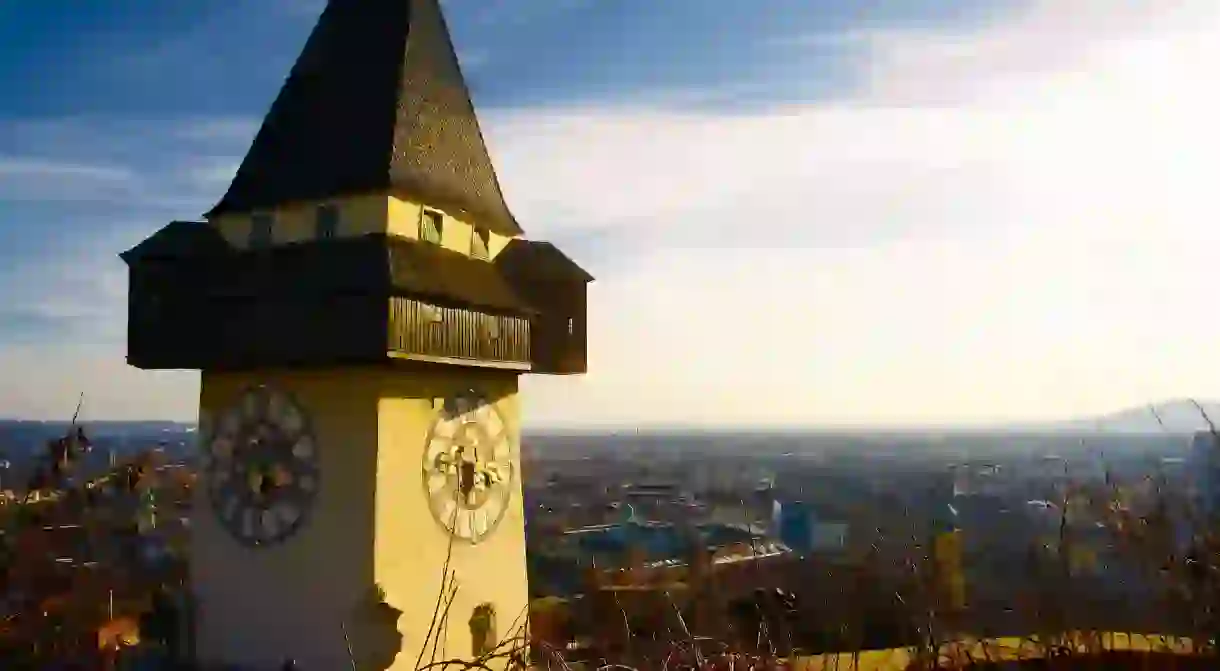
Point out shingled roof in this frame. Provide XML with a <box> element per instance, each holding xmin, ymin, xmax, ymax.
<box><xmin>119</xmin><ymin>221</ymin><xmax>232</xmax><ymax>264</ymax></box>
<box><xmin>495</xmin><ymin>239</ymin><xmax>594</xmax><ymax>283</ymax></box>
<box><xmin>206</xmin><ymin>0</ymin><xmax>523</xmax><ymax>237</ymax></box>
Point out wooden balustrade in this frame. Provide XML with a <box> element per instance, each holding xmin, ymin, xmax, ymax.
<box><xmin>388</xmin><ymin>297</ymin><xmax>531</xmax><ymax>369</ymax></box>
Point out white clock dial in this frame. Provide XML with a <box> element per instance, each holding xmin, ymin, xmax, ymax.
<box><xmin>205</xmin><ymin>384</ymin><xmax>320</xmax><ymax>548</ymax></box>
<box><xmin>422</xmin><ymin>392</ymin><xmax>515</xmax><ymax>544</ymax></box>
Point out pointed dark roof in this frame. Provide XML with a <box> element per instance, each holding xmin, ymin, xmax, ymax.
<box><xmin>207</xmin><ymin>0</ymin><xmax>523</xmax><ymax>236</ymax></box>
<box><xmin>120</xmin><ymin>221</ymin><xmax>232</xmax><ymax>264</ymax></box>
<box><xmin>495</xmin><ymin>239</ymin><xmax>594</xmax><ymax>283</ymax></box>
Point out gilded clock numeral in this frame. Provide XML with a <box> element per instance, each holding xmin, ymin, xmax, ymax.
<box><xmin>261</xmin><ymin>509</ymin><xmax>280</xmax><ymax>538</ymax></box>
<box><xmin>242</xmin><ymin>508</ymin><xmax>256</xmax><ymax>539</ymax></box>
<box><xmin>275</xmin><ymin>501</ymin><xmax>301</xmax><ymax>527</ymax></box>
<box><xmin>241</xmin><ymin>392</ymin><xmax>260</xmax><ymax>421</ymax></box>
<box><xmin>292</xmin><ymin>436</ymin><xmax>315</xmax><ymax>460</ymax></box>
<box><xmin>472</xmin><ymin>508</ymin><xmax>489</xmax><ymax>540</ymax></box>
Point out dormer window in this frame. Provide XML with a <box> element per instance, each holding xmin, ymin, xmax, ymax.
<box><xmin>316</xmin><ymin>204</ymin><xmax>339</xmax><ymax>240</ymax></box>
<box><xmin>470</xmin><ymin>227</ymin><xmax>490</xmax><ymax>259</ymax></box>
<box><xmin>250</xmin><ymin>212</ymin><xmax>274</xmax><ymax>248</ymax></box>
<box><xmin>420</xmin><ymin>210</ymin><xmax>444</xmax><ymax>245</ymax></box>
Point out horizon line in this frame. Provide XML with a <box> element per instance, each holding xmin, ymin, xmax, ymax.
<box><xmin>0</xmin><ymin>417</ymin><xmax>1208</xmax><ymax>437</ymax></box>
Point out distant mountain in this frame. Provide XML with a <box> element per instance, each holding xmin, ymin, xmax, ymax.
<box><xmin>1053</xmin><ymin>400</ymin><xmax>1220</xmax><ymax>435</ymax></box>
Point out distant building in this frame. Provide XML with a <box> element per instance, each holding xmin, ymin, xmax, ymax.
<box><xmin>560</xmin><ymin>517</ymin><xmax>786</xmax><ymax>576</ymax></box>
<box><xmin>773</xmin><ymin>500</ymin><xmax>813</xmax><ymax>555</ymax></box>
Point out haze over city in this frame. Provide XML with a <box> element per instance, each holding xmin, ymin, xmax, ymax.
<box><xmin>2</xmin><ymin>0</ymin><xmax>1218</xmax><ymax>428</ymax></box>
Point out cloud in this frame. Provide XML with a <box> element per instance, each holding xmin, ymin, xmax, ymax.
<box><xmin>5</xmin><ymin>0</ymin><xmax>1220</xmax><ymax>427</ymax></box>
<box><xmin>0</xmin><ymin>119</ymin><xmax>239</xmax><ymax>421</ymax></box>
<box><xmin>0</xmin><ymin>118</ymin><xmax>254</xmax><ymax>210</ymax></box>
<box><xmin>0</xmin><ymin>233</ymin><xmax>199</xmax><ymax>422</ymax></box>
<box><xmin>505</xmin><ymin>0</ymin><xmax>1220</xmax><ymax>427</ymax></box>
<box><xmin>173</xmin><ymin>118</ymin><xmax>259</xmax><ymax>145</ymax></box>
<box><xmin>0</xmin><ymin>157</ymin><xmax>138</xmax><ymax>203</ymax></box>
<box><xmin>860</xmin><ymin>0</ymin><xmax>1220</xmax><ymax>107</ymax></box>
<box><xmin>456</xmin><ymin>48</ymin><xmax>490</xmax><ymax>71</ymax></box>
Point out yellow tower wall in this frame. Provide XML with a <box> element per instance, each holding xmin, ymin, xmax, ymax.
<box><xmin>209</xmin><ymin>194</ymin><xmax>515</xmax><ymax>259</ymax></box>
<box><xmin>375</xmin><ymin>367</ymin><xmax>527</xmax><ymax>670</ymax></box>
<box><xmin>193</xmin><ymin>365</ymin><xmax>527</xmax><ymax>670</ymax></box>
<box><xmin>210</xmin><ymin>194</ymin><xmax>388</xmax><ymax>248</ymax></box>
<box><xmin>194</xmin><ymin>368</ymin><xmax>381</xmax><ymax>668</ymax></box>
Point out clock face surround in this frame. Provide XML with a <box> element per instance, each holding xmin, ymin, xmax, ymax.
<box><xmin>203</xmin><ymin>384</ymin><xmax>320</xmax><ymax>548</ymax></box>
<box><xmin>422</xmin><ymin>392</ymin><xmax>515</xmax><ymax>545</ymax></box>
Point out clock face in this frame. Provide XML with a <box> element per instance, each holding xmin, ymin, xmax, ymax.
<box><xmin>202</xmin><ymin>385</ymin><xmax>320</xmax><ymax>547</ymax></box>
<box><xmin>422</xmin><ymin>393</ymin><xmax>515</xmax><ymax>544</ymax></box>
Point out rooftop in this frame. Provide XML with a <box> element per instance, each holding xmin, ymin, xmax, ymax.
<box><xmin>208</xmin><ymin>0</ymin><xmax>522</xmax><ymax>236</ymax></box>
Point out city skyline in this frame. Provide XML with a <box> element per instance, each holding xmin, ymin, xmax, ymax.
<box><xmin>1</xmin><ymin>0</ymin><xmax>1218</xmax><ymax>427</ymax></box>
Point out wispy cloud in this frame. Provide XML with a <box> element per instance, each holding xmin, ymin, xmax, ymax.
<box><xmin>173</xmin><ymin>118</ymin><xmax>258</xmax><ymax>145</ymax></box>
<box><xmin>510</xmin><ymin>0</ymin><xmax>1220</xmax><ymax>428</ymax></box>
<box><xmin>456</xmin><ymin>48</ymin><xmax>490</xmax><ymax>71</ymax></box>
<box><xmin>764</xmin><ymin>29</ymin><xmax>879</xmax><ymax>50</ymax></box>
<box><xmin>5</xmin><ymin>0</ymin><xmax>1220</xmax><ymax>426</ymax></box>
<box><xmin>0</xmin><ymin>157</ymin><xmax>137</xmax><ymax>202</ymax></box>
<box><xmin>0</xmin><ymin>117</ymin><xmax>244</xmax><ymax>358</ymax></box>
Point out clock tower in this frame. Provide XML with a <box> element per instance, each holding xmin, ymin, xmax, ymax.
<box><xmin>120</xmin><ymin>0</ymin><xmax>592</xmax><ymax>669</ymax></box>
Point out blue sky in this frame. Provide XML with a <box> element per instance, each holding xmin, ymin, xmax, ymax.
<box><xmin>0</xmin><ymin>0</ymin><xmax>1018</xmax><ymax>116</ymax></box>
<box><xmin>0</xmin><ymin>0</ymin><xmax>1017</xmax><ymax>343</ymax></box>
<box><xmin>2</xmin><ymin>0</ymin><xmax>1218</xmax><ymax>426</ymax></box>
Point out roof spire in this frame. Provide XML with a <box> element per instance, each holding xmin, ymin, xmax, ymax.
<box><xmin>207</xmin><ymin>0</ymin><xmax>522</xmax><ymax>236</ymax></box>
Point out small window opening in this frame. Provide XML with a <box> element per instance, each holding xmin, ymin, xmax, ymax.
<box><xmin>420</xmin><ymin>210</ymin><xmax>444</xmax><ymax>244</ymax></box>
<box><xmin>470</xmin><ymin>227</ymin><xmax>490</xmax><ymax>259</ymax></box>
<box><xmin>316</xmin><ymin>204</ymin><xmax>339</xmax><ymax>239</ymax></box>
<box><xmin>250</xmin><ymin>213</ymin><xmax>274</xmax><ymax>248</ymax></box>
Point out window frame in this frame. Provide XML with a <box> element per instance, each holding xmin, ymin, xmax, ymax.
<box><xmin>249</xmin><ymin>212</ymin><xmax>274</xmax><ymax>248</ymax></box>
<box><xmin>420</xmin><ymin>209</ymin><xmax>444</xmax><ymax>245</ymax></box>
<box><xmin>470</xmin><ymin>226</ymin><xmax>490</xmax><ymax>259</ymax></box>
<box><xmin>315</xmin><ymin>203</ymin><xmax>340</xmax><ymax>240</ymax></box>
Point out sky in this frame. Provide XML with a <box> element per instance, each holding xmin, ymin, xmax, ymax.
<box><xmin>1</xmin><ymin>0</ymin><xmax>1218</xmax><ymax>429</ymax></box>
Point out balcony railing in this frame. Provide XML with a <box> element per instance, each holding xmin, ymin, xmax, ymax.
<box><xmin>388</xmin><ymin>296</ymin><xmax>531</xmax><ymax>369</ymax></box>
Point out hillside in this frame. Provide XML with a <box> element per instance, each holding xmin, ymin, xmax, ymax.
<box><xmin>1059</xmin><ymin>399</ymin><xmax>1220</xmax><ymax>435</ymax></box>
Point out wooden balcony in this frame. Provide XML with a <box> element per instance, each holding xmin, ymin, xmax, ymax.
<box><xmin>127</xmin><ymin>293</ymin><xmax>530</xmax><ymax>372</ymax></box>
<box><xmin>388</xmin><ymin>297</ymin><xmax>531</xmax><ymax>370</ymax></box>
<box><xmin>123</xmin><ymin>226</ymin><xmax>541</xmax><ymax>372</ymax></box>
